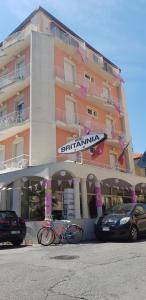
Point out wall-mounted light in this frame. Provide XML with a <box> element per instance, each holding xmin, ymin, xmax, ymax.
<box><xmin>60</xmin><ymin>170</ymin><xmax>66</xmax><ymax>177</ymax></box>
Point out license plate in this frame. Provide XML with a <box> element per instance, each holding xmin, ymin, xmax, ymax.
<box><xmin>102</xmin><ymin>227</ymin><xmax>110</xmax><ymax>231</ymax></box>
<box><xmin>11</xmin><ymin>230</ymin><xmax>20</xmax><ymax>234</ymax></box>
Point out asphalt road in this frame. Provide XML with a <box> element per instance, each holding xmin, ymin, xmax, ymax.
<box><xmin>0</xmin><ymin>240</ymin><xmax>146</xmax><ymax>300</ymax></box>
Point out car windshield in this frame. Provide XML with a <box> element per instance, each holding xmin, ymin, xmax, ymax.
<box><xmin>0</xmin><ymin>211</ymin><xmax>16</xmax><ymax>219</ymax></box>
<box><xmin>106</xmin><ymin>203</ymin><xmax>135</xmax><ymax>215</ymax></box>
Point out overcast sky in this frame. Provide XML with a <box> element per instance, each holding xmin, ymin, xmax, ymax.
<box><xmin>0</xmin><ymin>0</ymin><xmax>146</xmax><ymax>154</ymax></box>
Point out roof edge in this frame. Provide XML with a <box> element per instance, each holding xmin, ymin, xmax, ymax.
<box><xmin>1</xmin><ymin>6</ymin><xmax>120</xmax><ymax>70</ymax></box>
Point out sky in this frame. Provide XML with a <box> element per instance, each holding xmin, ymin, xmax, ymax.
<box><xmin>0</xmin><ymin>0</ymin><xmax>145</xmax><ymax>154</ymax></box>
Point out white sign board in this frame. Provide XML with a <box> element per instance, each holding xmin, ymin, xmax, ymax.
<box><xmin>58</xmin><ymin>133</ymin><xmax>107</xmax><ymax>154</ymax></box>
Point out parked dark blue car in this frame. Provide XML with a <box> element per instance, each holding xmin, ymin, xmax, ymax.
<box><xmin>95</xmin><ymin>203</ymin><xmax>146</xmax><ymax>242</ymax></box>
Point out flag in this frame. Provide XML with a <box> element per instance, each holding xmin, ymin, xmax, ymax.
<box><xmin>84</xmin><ymin>126</ymin><xmax>91</xmax><ymax>135</ymax></box>
<box><xmin>118</xmin><ymin>141</ymin><xmax>130</xmax><ymax>165</ymax></box>
<box><xmin>91</xmin><ymin>141</ymin><xmax>105</xmax><ymax>159</ymax></box>
<box><xmin>137</xmin><ymin>151</ymin><xmax>146</xmax><ymax>168</ymax></box>
<box><xmin>118</xmin><ymin>135</ymin><xmax>125</xmax><ymax>149</ymax></box>
<box><xmin>115</xmin><ymin>73</ymin><xmax>125</xmax><ymax>84</ymax></box>
<box><xmin>80</xmin><ymin>84</ymin><xmax>88</xmax><ymax>98</ymax></box>
<box><xmin>114</xmin><ymin>102</ymin><xmax>122</xmax><ymax>114</ymax></box>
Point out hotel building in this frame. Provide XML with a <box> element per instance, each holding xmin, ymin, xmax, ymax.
<box><xmin>0</xmin><ymin>7</ymin><xmax>146</xmax><ymax>238</ymax></box>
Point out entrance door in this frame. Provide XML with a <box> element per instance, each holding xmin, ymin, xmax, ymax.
<box><xmin>106</xmin><ymin>118</ymin><xmax>113</xmax><ymax>139</ymax></box>
<box><xmin>16</xmin><ymin>60</ymin><xmax>25</xmax><ymax>79</ymax></box>
<box><xmin>65</xmin><ymin>99</ymin><xmax>76</xmax><ymax>124</ymax></box>
<box><xmin>64</xmin><ymin>61</ymin><xmax>75</xmax><ymax>83</ymax></box>
<box><xmin>14</xmin><ymin>140</ymin><xmax>23</xmax><ymax>163</ymax></box>
<box><xmin>16</xmin><ymin>100</ymin><xmax>25</xmax><ymax>122</ymax></box>
<box><xmin>110</xmin><ymin>153</ymin><xmax>117</xmax><ymax>169</ymax></box>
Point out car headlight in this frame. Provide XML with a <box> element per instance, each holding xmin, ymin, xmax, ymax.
<box><xmin>120</xmin><ymin>217</ymin><xmax>130</xmax><ymax>225</ymax></box>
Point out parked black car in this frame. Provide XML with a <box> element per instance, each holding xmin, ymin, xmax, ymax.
<box><xmin>95</xmin><ymin>203</ymin><xmax>146</xmax><ymax>242</ymax></box>
<box><xmin>0</xmin><ymin>211</ymin><xmax>26</xmax><ymax>246</ymax></box>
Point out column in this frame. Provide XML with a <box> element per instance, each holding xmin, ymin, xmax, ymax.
<box><xmin>73</xmin><ymin>178</ymin><xmax>81</xmax><ymax>219</ymax></box>
<box><xmin>131</xmin><ymin>186</ymin><xmax>137</xmax><ymax>203</ymax></box>
<box><xmin>45</xmin><ymin>179</ymin><xmax>52</xmax><ymax>220</ymax></box>
<box><xmin>95</xmin><ymin>181</ymin><xmax>103</xmax><ymax>217</ymax></box>
<box><xmin>13</xmin><ymin>180</ymin><xmax>22</xmax><ymax>216</ymax></box>
<box><xmin>81</xmin><ymin>178</ymin><xmax>89</xmax><ymax>218</ymax></box>
<box><xmin>0</xmin><ymin>188</ymin><xmax>6</xmax><ymax>210</ymax></box>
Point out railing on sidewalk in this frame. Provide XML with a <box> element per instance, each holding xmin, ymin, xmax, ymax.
<box><xmin>0</xmin><ymin>107</ymin><xmax>30</xmax><ymax>131</ymax></box>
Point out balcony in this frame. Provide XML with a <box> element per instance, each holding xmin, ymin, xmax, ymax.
<box><xmin>51</xmin><ymin>25</ymin><xmax>83</xmax><ymax>56</ymax></box>
<box><xmin>55</xmin><ymin>108</ymin><xmax>126</xmax><ymax>144</ymax></box>
<box><xmin>0</xmin><ymin>64</ymin><xmax>30</xmax><ymax>102</ymax></box>
<box><xmin>56</xmin><ymin>108</ymin><xmax>80</xmax><ymax>133</ymax></box>
<box><xmin>0</xmin><ymin>24</ymin><xmax>37</xmax><ymax>68</ymax></box>
<box><xmin>55</xmin><ymin>66</ymin><xmax>81</xmax><ymax>94</ymax></box>
<box><xmin>0</xmin><ymin>107</ymin><xmax>30</xmax><ymax>141</ymax></box>
<box><xmin>86</xmin><ymin>84</ymin><xmax>115</xmax><ymax>112</ymax></box>
<box><xmin>56</xmin><ymin>154</ymin><xmax>130</xmax><ymax>174</ymax></box>
<box><xmin>0</xmin><ymin>154</ymin><xmax>29</xmax><ymax>174</ymax></box>
<box><xmin>50</xmin><ymin>23</ymin><xmax>122</xmax><ymax>83</ymax></box>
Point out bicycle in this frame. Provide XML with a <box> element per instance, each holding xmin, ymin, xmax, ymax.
<box><xmin>37</xmin><ymin>218</ymin><xmax>83</xmax><ymax>246</ymax></box>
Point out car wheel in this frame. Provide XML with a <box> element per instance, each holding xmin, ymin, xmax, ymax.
<box><xmin>129</xmin><ymin>226</ymin><xmax>138</xmax><ymax>242</ymax></box>
<box><xmin>11</xmin><ymin>239</ymin><xmax>23</xmax><ymax>247</ymax></box>
<box><xmin>95</xmin><ymin>234</ymin><xmax>106</xmax><ymax>242</ymax></box>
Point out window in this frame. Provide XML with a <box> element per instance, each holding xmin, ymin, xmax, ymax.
<box><xmin>134</xmin><ymin>206</ymin><xmax>145</xmax><ymax>215</ymax></box>
<box><xmin>64</xmin><ymin>60</ymin><xmax>75</xmax><ymax>83</ymax></box>
<box><xmin>110</xmin><ymin>153</ymin><xmax>117</xmax><ymax>169</ymax></box>
<box><xmin>103</xmin><ymin>62</ymin><xmax>113</xmax><ymax>74</ymax></box>
<box><xmin>21</xmin><ymin>179</ymin><xmax>44</xmax><ymax>221</ymax></box>
<box><xmin>85</xmin><ymin>73</ymin><xmax>94</xmax><ymax>83</ymax></box>
<box><xmin>92</xmin><ymin>54</ymin><xmax>99</xmax><ymax>64</ymax></box>
<box><xmin>106</xmin><ymin>118</ymin><xmax>114</xmax><ymax>138</ymax></box>
<box><xmin>65</xmin><ymin>99</ymin><xmax>76</xmax><ymax>124</ymax></box>
<box><xmin>103</xmin><ymin>86</ymin><xmax>110</xmax><ymax>99</ymax></box>
<box><xmin>13</xmin><ymin>139</ymin><xmax>24</xmax><ymax>165</ymax></box>
<box><xmin>87</xmin><ymin>108</ymin><xmax>97</xmax><ymax>117</ymax></box>
<box><xmin>15</xmin><ymin>60</ymin><xmax>25</xmax><ymax>79</ymax></box>
<box><xmin>16</xmin><ymin>98</ymin><xmax>25</xmax><ymax>122</ymax></box>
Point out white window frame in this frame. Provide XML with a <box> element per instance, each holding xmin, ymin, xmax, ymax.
<box><xmin>64</xmin><ymin>58</ymin><xmax>76</xmax><ymax>83</ymax></box>
<box><xmin>87</xmin><ymin>107</ymin><xmax>98</xmax><ymax>118</ymax></box>
<box><xmin>84</xmin><ymin>73</ymin><xmax>94</xmax><ymax>83</ymax></box>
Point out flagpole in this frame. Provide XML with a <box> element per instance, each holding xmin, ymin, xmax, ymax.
<box><xmin>78</xmin><ymin>123</ymin><xmax>83</xmax><ymax>164</ymax></box>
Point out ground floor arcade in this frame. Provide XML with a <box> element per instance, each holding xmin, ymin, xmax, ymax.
<box><xmin>0</xmin><ymin>162</ymin><xmax>146</xmax><ymax>240</ymax></box>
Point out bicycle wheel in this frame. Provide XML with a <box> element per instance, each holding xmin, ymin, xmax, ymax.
<box><xmin>66</xmin><ymin>224</ymin><xmax>83</xmax><ymax>244</ymax></box>
<box><xmin>37</xmin><ymin>227</ymin><xmax>46</xmax><ymax>244</ymax></box>
<box><xmin>40</xmin><ymin>228</ymin><xmax>55</xmax><ymax>246</ymax></box>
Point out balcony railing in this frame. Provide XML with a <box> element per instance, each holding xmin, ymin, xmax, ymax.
<box><xmin>0</xmin><ymin>107</ymin><xmax>30</xmax><ymax>131</ymax></box>
<box><xmin>55</xmin><ymin>107</ymin><xmax>126</xmax><ymax>140</ymax></box>
<box><xmin>51</xmin><ymin>24</ymin><xmax>81</xmax><ymax>49</ymax></box>
<box><xmin>0</xmin><ymin>154</ymin><xmax>29</xmax><ymax>173</ymax></box>
<box><xmin>3</xmin><ymin>31</ymin><xmax>25</xmax><ymax>49</ymax></box>
<box><xmin>56</xmin><ymin>155</ymin><xmax>131</xmax><ymax>174</ymax></box>
<box><xmin>2</xmin><ymin>24</ymin><xmax>38</xmax><ymax>49</ymax></box>
<box><xmin>0</xmin><ymin>64</ymin><xmax>30</xmax><ymax>90</ymax></box>
<box><xmin>51</xmin><ymin>24</ymin><xmax>122</xmax><ymax>81</ymax></box>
